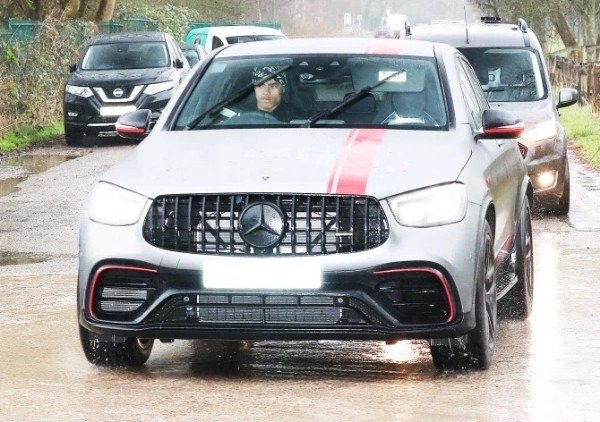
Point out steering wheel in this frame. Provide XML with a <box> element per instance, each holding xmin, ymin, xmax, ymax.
<box><xmin>219</xmin><ymin>110</ymin><xmax>281</xmax><ymax>125</ymax></box>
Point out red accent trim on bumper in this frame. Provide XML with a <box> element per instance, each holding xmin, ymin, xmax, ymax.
<box><xmin>88</xmin><ymin>265</ymin><xmax>158</xmax><ymax>318</ymax></box>
<box><xmin>494</xmin><ymin>230</ymin><xmax>516</xmax><ymax>266</ymax></box>
<box><xmin>373</xmin><ymin>267</ymin><xmax>457</xmax><ymax>323</ymax></box>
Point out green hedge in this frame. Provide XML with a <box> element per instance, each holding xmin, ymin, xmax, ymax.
<box><xmin>0</xmin><ymin>4</ymin><xmax>249</xmax><ymax>146</ymax></box>
<box><xmin>560</xmin><ymin>105</ymin><xmax>600</xmax><ymax>169</ymax></box>
<box><xmin>0</xmin><ymin>21</ymin><xmax>96</xmax><ymax>128</ymax></box>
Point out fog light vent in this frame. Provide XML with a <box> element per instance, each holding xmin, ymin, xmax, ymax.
<box><xmin>100</xmin><ymin>300</ymin><xmax>143</xmax><ymax>312</ymax></box>
<box><xmin>102</xmin><ymin>287</ymin><xmax>148</xmax><ymax>300</ymax></box>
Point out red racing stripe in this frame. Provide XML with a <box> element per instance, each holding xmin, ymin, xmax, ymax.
<box><xmin>326</xmin><ymin>128</ymin><xmax>386</xmax><ymax>194</ymax></box>
<box><xmin>326</xmin><ymin>39</ymin><xmax>402</xmax><ymax>195</ymax></box>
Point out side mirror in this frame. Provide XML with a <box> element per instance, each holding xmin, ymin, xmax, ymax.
<box><xmin>480</xmin><ymin>109</ymin><xmax>524</xmax><ymax>139</ymax></box>
<box><xmin>115</xmin><ymin>109</ymin><xmax>151</xmax><ymax>140</ymax></box>
<box><xmin>175</xmin><ymin>58</ymin><xmax>185</xmax><ymax>69</ymax></box>
<box><xmin>69</xmin><ymin>64</ymin><xmax>77</xmax><ymax>73</ymax></box>
<box><xmin>557</xmin><ymin>88</ymin><xmax>578</xmax><ymax>109</ymax></box>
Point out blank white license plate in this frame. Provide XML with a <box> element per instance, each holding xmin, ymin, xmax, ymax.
<box><xmin>203</xmin><ymin>258</ymin><xmax>322</xmax><ymax>290</ymax></box>
<box><xmin>100</xmin><ymin>105</ymin><xmax>136</xmax><ymax>117</ymax></box>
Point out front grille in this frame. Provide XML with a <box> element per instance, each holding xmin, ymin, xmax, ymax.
<box><xmin>159</xmin><ymin>294</ymin><xmax>370</xmax><ymax>325</ymax></box>
<box><xmin>143</xmin><ymin>194</ymin><xmax>389</xmax><ymax>255</ymax></box>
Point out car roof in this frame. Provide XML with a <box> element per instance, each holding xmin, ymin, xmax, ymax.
<box><xmin>216</xmin><ymin>38</ymin><xmax>446</xmax><ymax>58</ymax></box>
<box><xmin>410</xmin><ymin>22</ymin><xmax>535</xmax><ymax>48</ymax></box>
<box><xmin>90</xmin><ymin>31</ymin><xmax>167</xmax><ymax>45</ymax></box>
<box><xmin>188</xmin><ymin>25</ymin><xmax>283</xmax><ymax>37</ymax></box>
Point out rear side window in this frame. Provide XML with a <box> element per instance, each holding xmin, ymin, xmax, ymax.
<box><xmin>212</xmin><ymin>37</ymin><xmax>224</xmax><ymax>50</ymax></box>
<box><xmin>460</xmin><ymin>47</ymin><xmax>546</xmax><ymax>102</ymax></box>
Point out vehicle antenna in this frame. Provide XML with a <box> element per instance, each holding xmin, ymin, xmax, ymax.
<box><xmin>464</xmin><ymin>4</ymin><xmax>470</xmax><ymax>44</ymax></box>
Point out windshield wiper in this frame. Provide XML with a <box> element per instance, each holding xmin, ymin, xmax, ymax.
<box><xmin>184</xmin><ymin>64</ymin><xmax>293</xmax><ymax>130</ymax></box>
<box><xmin>303</xmin><ymin>69</ymin><xmax>406</xmax><ymax>127</ymax></box>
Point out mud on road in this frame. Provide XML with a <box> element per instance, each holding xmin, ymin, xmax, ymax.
<box><xmin>1</xmin><ymin>140</ymin><xmax>599</xmax><ymax>420</ymax></box>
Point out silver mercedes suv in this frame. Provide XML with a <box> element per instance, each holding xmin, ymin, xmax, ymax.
<box><xmin>410</xmin><ymin>17</ymin><xmax>578</xmax><ymax>214</ymax></box>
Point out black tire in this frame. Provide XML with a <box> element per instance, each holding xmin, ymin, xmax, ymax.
<box><xmin>500</xmin><ymin>199</ymin><xmax>534</xmax><ymax>320</ymax></box>
<box><xmin>430</xmin><ymin>221</ymin><xmax>497</xmax><ymax>370</ymax></box>
<box><xmin>65</xmin><ymin>127</ymin><xmax>84</xmax><ymax>146</ymax></box>
<box><xmin>79</xmin><ymin>324</ymin><xmax>153</xmax><ymax>367</ymax></box>
<box><xmin>555</xmin><ymin>158</ymin><xmax>570</xmax><ymax>215</ymax></box>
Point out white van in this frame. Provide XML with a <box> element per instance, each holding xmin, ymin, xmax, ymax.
<box><xmin>184</xmin><ymin>25</ymin><xmax>286</xmax><ymax>52</ymax></box>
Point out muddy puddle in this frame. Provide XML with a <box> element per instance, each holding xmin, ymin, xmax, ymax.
<box><xmin>0</xmin><ymin>250</ymin><xmax>47</xmax><ymax>266</ymax></box>
<box><xmin>0</xmin><ymin>154</ymin><xmax>76</xmax><ymax>197</ymax></box>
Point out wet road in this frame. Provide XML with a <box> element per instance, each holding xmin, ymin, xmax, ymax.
<box><xmin>1</xmin><ymin>145</ymin><xmax>599</xmax><ymax>420</ymax></box>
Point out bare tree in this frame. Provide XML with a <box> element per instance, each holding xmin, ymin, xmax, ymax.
<box><xmin>468</xmin><ymin>0</ymin><xmax>598</xmax><ymax>48</ymax></box>
<box><xmin>95</xmin><ymin>0</ymin><xmax>116</xmax><ymax>21</ymax></box>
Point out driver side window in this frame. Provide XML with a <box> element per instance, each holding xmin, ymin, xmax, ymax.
<box><xmin>212</xmin><ymin>37</ymin><xmax>224</xmax><ymax>50</ymax></box>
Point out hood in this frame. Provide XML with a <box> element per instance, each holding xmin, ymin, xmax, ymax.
<box><xmin>489</xmin><ymin>100</ymin><xmax>554</xmax><ymax>126</ymax></box>
<box><xmin>102</xmin><ymin>128</ymin><xmax>472</xmax><ymax>200</ymax></box>
<box><xmin>68</xmin><ymin>68</ymin><xmax>175</xmax><ymax>87</ymax></box>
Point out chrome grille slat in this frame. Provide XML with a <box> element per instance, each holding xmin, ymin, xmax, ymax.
<box><xmin>143</xmin><ymin>194</ymin><xmax>389</xmax><ymax>255</ymax></box>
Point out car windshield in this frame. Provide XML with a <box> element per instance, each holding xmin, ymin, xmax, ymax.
<box><xmin>174</xmin><ymin>54</ymin><xmax>448</xmax><ymax>130</ymax></box>
<box><xmin>460</xmin><ymin>47</ymin><xmax>546</xmax><ymax>102</ymax></box>
<box><xmin>81</xmin><ymin>42</ymin><xmax>169</xmax><ymax>70</ymax></box>
<box><xmin>225</xmin><ymin>35</ymin><xmax>285</xmax><ymax>44</ymax></box>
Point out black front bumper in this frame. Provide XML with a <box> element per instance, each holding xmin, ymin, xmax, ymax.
<box><xmin>63</xmin><ymin>90</ymin><xmax>170</xmax><ymax>136</ymax></box>
<box><xmin>79</xmin><ymin>260</ymin><xmax>475</xmax><ymax>342</ymax></box>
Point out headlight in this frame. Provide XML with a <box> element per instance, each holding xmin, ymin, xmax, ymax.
<box><xmin>88</xmin><ymin>182</ymin><xmax>148</xmax><ymax>226</ymax></box>
<box><xmin>65</xmin><ymin>85</ymin><xmax>94</xmax><ymax>98</ymax></box>
<box><xmin>387</xmin><ymin>183</ymin><xmax>467</xmax><ymax>227</ymax></box>
<box><xmin>521</xmin><ymin>117</ymin><xmax>557</xmax><ymax>142</ymax></box>
<box><xmin>144</xmin><ymin>81</ymin><xmax>175</xmax><ymax>95</ymax></box>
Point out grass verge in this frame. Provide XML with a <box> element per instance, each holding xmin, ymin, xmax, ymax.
<box><xmin>559</xmin><ymin>105</ymin><xmax>600</xmax><ymax>169</ymax></box>
<box><xmin>0</xmin><ymin>121</ymin><xmax>63</xmax><ymax>153</ymax></box>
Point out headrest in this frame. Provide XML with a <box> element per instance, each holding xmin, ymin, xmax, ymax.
<box><xmin>344</xmin><ymin>92</ymin><xmax>376</xmax><ymax>114</ymax></box>
<box><xmin>349</xmin><ymin>58</ymin><xmax>426</xmax><ymax>93</ymax></box>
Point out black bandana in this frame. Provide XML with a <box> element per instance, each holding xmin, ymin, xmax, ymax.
<box><xmin>252</xmin><ymin>65</ymin><xmax>287</xmax><ymax>88</ymax></box>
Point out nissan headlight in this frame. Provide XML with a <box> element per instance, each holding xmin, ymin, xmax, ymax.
<box><xmin>144</xmin><ymin>80</ymin><xmax>175</xmax><ymax>95</ymax></box>
<box><xmin>387</xmin><ymin>183</ymin><xmax>467</xmax><ymax>227</ymax></box>
<box><xmin>521</xmin><ymin>117</ymin><xmax>557</xmax><ymax>142</ymax></box>
<box><xmin>65</xmin><ymin>85</ymin><xmax>94</xmax><ymax>98</ymax></box>
<box><xmin>88</xmin><ymin>182</ymin><xmax>148</xmax><ymax>226</ymax></box>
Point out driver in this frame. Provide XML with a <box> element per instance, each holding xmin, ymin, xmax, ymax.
<box><xmin>251</xmin><ymin>65</ymin><xmax>294</xmax><ymax>121</ymax></box>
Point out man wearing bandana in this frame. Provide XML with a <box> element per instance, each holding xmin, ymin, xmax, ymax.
<box><xmin>251</xmin><ymin>65</ymin><xmax>296</xmax><ymax>121</ymax></box>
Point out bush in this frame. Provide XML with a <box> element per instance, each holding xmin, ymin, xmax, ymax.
<box><xmin>0</xmin><ymin>20</ymin><xmax>97</xmax><ymax>128</ymax></box>
<box><xmin>0</xmin><ymin>3</ymin><xmax>249</xmax><ymax>143</ymax></box>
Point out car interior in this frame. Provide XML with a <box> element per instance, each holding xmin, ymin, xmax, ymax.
<box><xmin>177</xmin><ymin>55</ymin><xmax>448</xmax><ymax>129</ymax></box>
<box><xmin>464</xmin><ymin>48</ymin><xmax>545</xmax><ymax>102</ymax></box>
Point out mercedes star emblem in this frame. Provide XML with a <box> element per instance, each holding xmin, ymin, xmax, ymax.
<box><xmin>239</xmin><ymin>202</ymin><xmax>285</xmax><ymax>248</ymax></box>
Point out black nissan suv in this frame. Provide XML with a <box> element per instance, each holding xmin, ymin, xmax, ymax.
<box><xmin>410</xmin><ymin>18</ymin><xmax>578</xmax><ymax>214</ymax></box>
<box><xmin>63</xmin><ymin>32</ymin><xmax>189</xmax><ymax>146</ymax></box>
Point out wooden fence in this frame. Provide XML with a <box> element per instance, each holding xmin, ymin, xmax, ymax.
<box><xmin>549</xmin><ymin>47</ymin><xmax>600</xmax><ymax>115</ymax></box>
